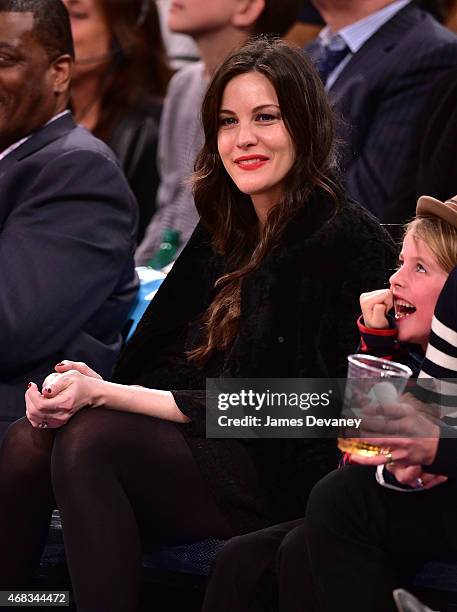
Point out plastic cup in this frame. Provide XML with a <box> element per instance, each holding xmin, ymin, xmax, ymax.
<box><xmin>337</xmin><ymin>354</ymin><xmax>412</xmax><ymax>456</ymax></box>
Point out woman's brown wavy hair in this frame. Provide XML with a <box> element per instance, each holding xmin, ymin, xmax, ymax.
<box><xmin>189</xmin><ymin>37</ymin><xmax>342</xmax><ymax>365</ymax></box>
<box><xmin>86</xmin><ymin>0</ymin><xmax>172</xmax><ymax>141</ymax></box>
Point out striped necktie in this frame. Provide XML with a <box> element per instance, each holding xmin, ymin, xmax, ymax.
<box><xmin>316</xmin><ymin>35</ymin><xmax>350</xmax><ymax>84</ymax></box>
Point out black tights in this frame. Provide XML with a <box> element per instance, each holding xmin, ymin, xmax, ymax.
<box><xmin>0</xmin><ymin>410</ymin><xmax>234</xmax><ymax>612</ymax></box>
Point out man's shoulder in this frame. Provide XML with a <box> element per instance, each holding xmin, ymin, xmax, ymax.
<box><xmin>11</xmin><ymin>116</ymin><xmax>120</xmax><ymax>172</ymax></box>
<box><xmin>366</xmin><ymin>6</ymin><xmax>457</xmax><ymax>61</ymax></box>
<box><xmin>48</xmin><ymin>123</ymin><xmax>119</xmax><ymax>165</ymax></box>
<box><xmin>337</xmin><ymin>8</ymin><xmax>457</xmax><ymax>94</ymax></box>
<box><xmin>10</xmin><ymin>118</ymin><xmax>134</xmax><ymax>204</ymax></box>
<box><xmin>400</xmin><ymin>10</ymin><xmax>457</xmax><ymax>56</ymax></box>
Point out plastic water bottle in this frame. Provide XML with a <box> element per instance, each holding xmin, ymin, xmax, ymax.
<box><xmin>147</xmin><ymin>229</ymin><xmax>181</xmax><ymax>270</ymax></box>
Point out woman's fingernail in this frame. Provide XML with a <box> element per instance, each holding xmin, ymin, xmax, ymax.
<box><xmin>55</xmin><ymin>362</ymin><xmax>64</xmax><ymax>367</ymax></box>
<box><xmin>44</xmin><ymin>387</ymin><xmax>52</xmax><ymax>394</ymax></box>
<box><xmin>28</xmin><ymin>382</ymin><xmax>32</xmax><ymax>388</ymax></box>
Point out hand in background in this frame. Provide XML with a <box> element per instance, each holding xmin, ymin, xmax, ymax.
<box><xmin>386</xmin><ymin>463</ymin><xmax>447</xmax><ymax>490</ymax></box>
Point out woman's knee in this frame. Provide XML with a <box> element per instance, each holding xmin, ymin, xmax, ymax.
<box><xmin>51</xmin><ymin>408</ymin><xmax>120</xmax><ymax>489</ymax></box>
<box><xmin>0</xmin><ymin>417</ymin><xmax>54</xmax><ymax>476</ymax></box>
<box><xmin>1</xmin><ymin>418</ymin><xmax>33</xmax><ymax>455</ymax></box>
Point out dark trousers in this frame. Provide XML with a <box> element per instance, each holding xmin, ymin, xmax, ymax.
<box><xmin>305</xmin><ymin>465</ymin><xmax>457</xmax><ymax>612</ymax></box>
<box><xmin>202</xmin><ymin>518</ymin><xmax>319</xmax><ymax>612</ymax></box>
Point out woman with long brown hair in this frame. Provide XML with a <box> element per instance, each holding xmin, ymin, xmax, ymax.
<box><xmin>64</xmin><ymin>0</ymin><xmax>172</xmax><ymax>240</ymax></box>
<box><xmin>0</xmin><ymin>38</ymin><xmax>393</xmax><ymax>611</ymax></box>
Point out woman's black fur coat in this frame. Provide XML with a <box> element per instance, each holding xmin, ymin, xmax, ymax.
<box><xmin>114</xmin><ymin>191</ymin><xmax>396</xmax><ymax>532</ymax></box>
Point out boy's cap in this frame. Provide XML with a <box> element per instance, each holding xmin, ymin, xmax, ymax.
<box><xmin>416</xmin><ymin>195</ymin><xmax>457</xmax><ymax>229</ymax></box>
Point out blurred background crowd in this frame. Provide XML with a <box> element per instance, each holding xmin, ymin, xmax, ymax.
<box><xmin>66</xmin><ymin>0</ymin><xmax>457</xmax><ymax>260</ymax></box>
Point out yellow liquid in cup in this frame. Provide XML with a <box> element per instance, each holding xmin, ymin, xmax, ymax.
<box><xmin>337</xmin><ymin>438</ymin><xmax>382</xmax><ymax>457</ymax></box>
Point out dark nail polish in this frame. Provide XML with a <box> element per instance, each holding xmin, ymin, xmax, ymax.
<box><xmin>55</xmin><ymin>362</ymin><xmax>64</xmax><ymax>367</ymax></box>
<box><xmin>44</xmin><ymin>387</ymin><xmax>52</xmax><ymax>394</ymax></box>
<box><xmin>27</xmin><ymin>382</ymin><xmax>32</xmax><ymax>388</ymax></box>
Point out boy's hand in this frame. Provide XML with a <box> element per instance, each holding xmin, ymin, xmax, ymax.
<box><xmin>360</xmin><ymin>289</ymin><xmax>393</xmax><ymax>329</ymax></box>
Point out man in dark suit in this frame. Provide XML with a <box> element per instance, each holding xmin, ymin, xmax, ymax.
<box><xmin>416</xmin><ymin>64</ymin><xmax>457</xmax><ymax>203</ymax></box>
<box><xmin>0</xmin><ymin>0</ymin><xmax>138</xmax><ymax>439</ymax></box>
<box><xmin>307</xmin><ymin>0</ymin><xmax>457</xmax><ymax>222</ymax></box>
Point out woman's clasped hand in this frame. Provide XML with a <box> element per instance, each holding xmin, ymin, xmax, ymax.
<box><xmin>25</xmin><ymin>361</ymin><xmax>103</xmax><ymax>429</ymax></box>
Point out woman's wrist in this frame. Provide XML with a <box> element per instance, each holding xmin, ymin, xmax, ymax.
<box><xmin>88</xmin><ymin>377</ymin><xmax>109</xmax><ymax>408</ymax></box>
<box><xmin>87</xmin><ymin>380</ymin><xmax>186</xmax><ymax>422</ymax></box>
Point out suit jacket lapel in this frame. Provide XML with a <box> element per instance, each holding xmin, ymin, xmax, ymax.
<box><xmin>0</xmin><ymin>113</ymin><xmax>77</xmax><ymax>177</ymax></box>
<box><xmin>329</xmin><ymin>3</ymin><xmax>425</xmax><ymax>92</ymax></box>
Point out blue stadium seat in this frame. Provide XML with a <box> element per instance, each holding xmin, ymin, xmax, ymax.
<box><xmin>40</xmin><ymin>511</ymin><xmax>225</xmax><ymax>578</ymax></box>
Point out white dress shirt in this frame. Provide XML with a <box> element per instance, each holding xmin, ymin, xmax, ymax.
<box><xmin>0</xmin><ymin>109</ymin><xmax>71</xmax><ymax>162</ymax></box>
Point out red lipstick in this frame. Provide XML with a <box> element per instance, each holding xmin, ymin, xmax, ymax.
<box><xmin>234</xmin><ymin>154</ymin><xmax>269</xmax><ymax>171</ymax></box>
